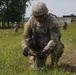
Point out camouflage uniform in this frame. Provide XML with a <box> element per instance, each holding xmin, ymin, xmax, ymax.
<box><xmin>14</xmin><ymin>22</ymin><xmax>18</xmax><ymax>32</ymax></box>
<box><xmin>63</xmin><ymin>21</ymin><xmax>67</xmax><ymax>30</ymax></box>
<box><xmin>22</xmin><ymin>2</ymin><xmax>64</xmax><ymax>69</ymax></box>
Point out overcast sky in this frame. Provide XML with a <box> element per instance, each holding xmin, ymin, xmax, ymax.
<box><xmin>25</xmin><ymin>0</ymin><xmax>76</xmax><ymax>17</ymax></box>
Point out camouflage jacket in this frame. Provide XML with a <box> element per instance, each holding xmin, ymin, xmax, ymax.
<box><xmin>22</xmin><ymin>13</ymin><xmax>61</xmax><ymax>52</ymax></box>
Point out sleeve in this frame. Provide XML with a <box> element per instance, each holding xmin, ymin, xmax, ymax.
<box><xmin>43</xmin><ymin>16</ymin><xmax>61</xmax><ymax>53</ymax></box>
<box><xmin>22</xmin><ymin>20</ymin><xmax>32</xmax><ymax>49</ymax></box>
<box><xmin>50</xmin><ymin>21</ymin><xmax>61</xmax><ymax>41</ymax></box>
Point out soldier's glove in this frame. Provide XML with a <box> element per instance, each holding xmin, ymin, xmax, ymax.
<box><xmin>22</xmin><ymin>48</ymin><xmax>29</xmax><ymax>56</ymax></box>
<box><xmin>37</xmin><ymin>50</ymin><xmax>48</xmax><ymax>59</ymax></box>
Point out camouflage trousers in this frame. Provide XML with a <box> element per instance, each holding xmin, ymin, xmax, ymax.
<box><xmin>29</xmin><ymin>55</ymin><xmax>47</xmax><ymax>69</ymax></box>
<box><xmin>63</xmin><ymin>26</ymin><xmax>67</xmax><ymax>30</ymax></box>
<box><xmin>14</xmin><ymin>28</ymin><xmax>18</xmax><ymax>32</ymax></box>
<box><xmin>50</xmin><ymin>41</ymin><xmax>64</xmax><ymax>66</ymax></box>
<box><xmin>29</xmin><ymin>42</ymin><xmax>64</xmax><ymax>69</ymax></box>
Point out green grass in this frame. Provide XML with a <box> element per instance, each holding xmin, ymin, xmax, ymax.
<box><xmin>61</xmin><ymin>21</ymin><xmax>76</xmax><ymax>52</ymax></box>
<box><xmin>0</xmin><ymin>21</ymin><xmax>76</xmax><ymax>75</ymax></box>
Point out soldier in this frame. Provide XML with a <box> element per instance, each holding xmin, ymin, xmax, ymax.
<box><xmin>22</xmin><ymin>2</ymin><xmax>64</xmax><ymax>70</ymax></box>
<box><xmin>14</xmin><ymin>21</ymin><xmax>18</xmax><ymax>32</ymax></box>
<box><xmin>63</xmin><ymin>20</ymin><xmax>67</xmax><ymax>30</ymax></box>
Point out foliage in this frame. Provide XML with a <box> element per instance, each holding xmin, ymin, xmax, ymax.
<box><xmin>0</xmin><ymin>0</ymin><xmax>33</xmax><ymax>27</ymax></box>
<box><xmin>70</xmin><ymin>14</ymin><xmax>75</xmax><ymax>17</ymax></box>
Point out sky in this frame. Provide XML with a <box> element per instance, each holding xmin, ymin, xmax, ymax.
<box><xmin>25</xmin><ymin>0</ymin><xmax>76</xmax><ymax>17</ymax></box>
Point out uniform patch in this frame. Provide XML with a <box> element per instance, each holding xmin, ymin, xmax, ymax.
<box><xmin>25</xmin><ymin>23</ymin><xmax>29</xmax><ymax>29</ymax></box>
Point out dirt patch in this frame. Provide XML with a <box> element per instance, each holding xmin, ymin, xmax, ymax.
<box><xmin>58</xmin><ymin>49</ymin><xmax>76</xmax><ymax>75</ymax></box>
<box><xmin>59</xmin><ymin>49</ymin><xmax>76</xmax><ymax>66</ymax></box>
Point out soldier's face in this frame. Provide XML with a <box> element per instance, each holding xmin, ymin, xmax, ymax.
<box><xmin>34</xmin><ymin>14</ymin><xmax>45</xmax><ymax>22</ymax></box>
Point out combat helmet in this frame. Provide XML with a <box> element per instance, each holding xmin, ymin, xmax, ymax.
<box><xmin>32</xmin><ymin>2</ymin><xmax>49</xmax><ymax>16</ymax></box>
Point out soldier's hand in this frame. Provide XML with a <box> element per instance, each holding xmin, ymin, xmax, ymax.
<box><xmin>22</xmin><ymin>48</ymin><xmax>29</xmax><ymax>56</ymax></box>
<box><xmin>37</xmin><ymin>50</ymin><xmax>48</xmax><ymax>59</ymax></box>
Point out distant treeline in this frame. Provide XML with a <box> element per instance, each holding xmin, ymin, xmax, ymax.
<box><xmin>0</xmin><ymin>0</ymin><xmax>33</xmax><ymax>28</ymax></box>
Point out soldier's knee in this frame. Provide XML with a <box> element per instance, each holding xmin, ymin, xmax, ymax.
<box><xmin>57</xmin><ymin>49</ymin><xmax>64</xmax><ymax>58</ymax></box>
<box><xmin>29</xmin><ymin>56</ymin><xmax>34</xmax><ymax>64</ymax></box>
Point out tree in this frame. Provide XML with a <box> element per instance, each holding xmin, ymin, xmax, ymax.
<box><xmin>70</xmin><ymin>14</ymin><xmax>74</xmax><ymax>17</ymax></box>
<box><xmin>70</xmin><ymin>14</ymin><xmax>75</xmax><ymax>22</ymax></box>
<box><xmin>0</xmin><ymin>0</ymin><xmax>33</xmax><ymax>28</ymax></box>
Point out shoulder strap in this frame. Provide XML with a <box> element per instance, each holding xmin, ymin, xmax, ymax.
<box><xmin>31</xmin><ymin>18</ymin><xmax>37</xmax><ymax>37</ymax></box>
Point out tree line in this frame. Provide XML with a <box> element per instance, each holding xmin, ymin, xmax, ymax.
<box><xmin>0</xmin><ymin>0</ymin><xmax>33</xmax><ymax>28</ymax></box>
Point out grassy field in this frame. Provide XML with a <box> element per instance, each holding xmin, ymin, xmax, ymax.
<box><xmin>61</xmin><ymin>21</ymin><xmax>76</xmax><ymax>52</ymax></box>
<box><xmin>0</xmin><ymin>21</ymin><xmax>76</xmax><ymax>75</ymax></box>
